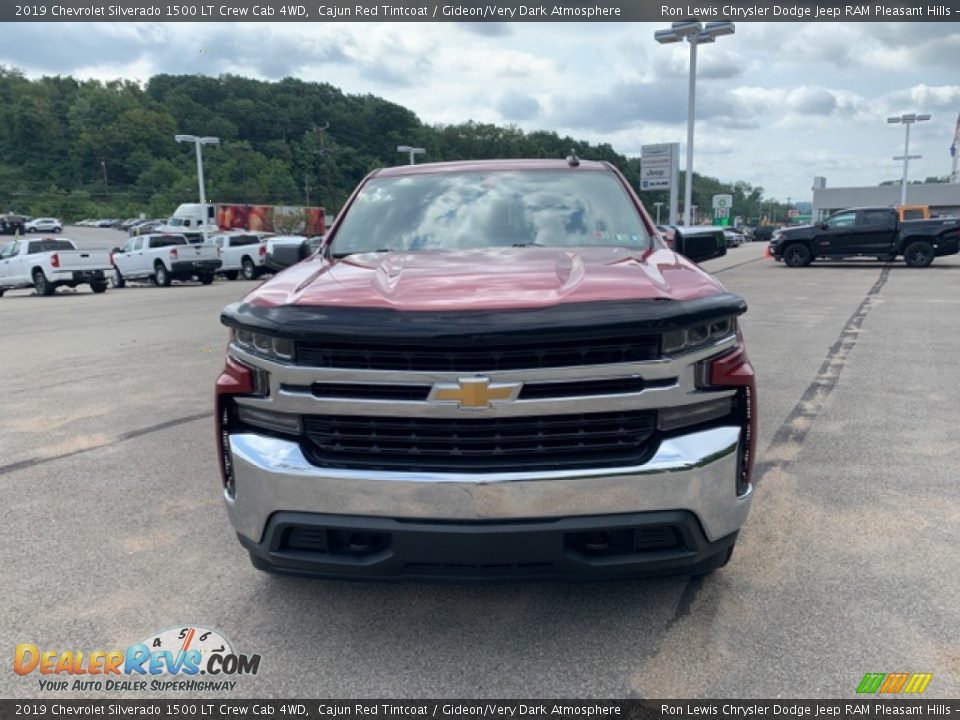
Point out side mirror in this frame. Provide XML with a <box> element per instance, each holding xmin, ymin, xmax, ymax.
<box><xmin>820</xmin><ymin>223</ymin><xmax>829</xmax><ymax>230</ymax></box>
<box><xmin>673</xmin><ymin>230</ymin><xmax>726</xmax><ymax>263</ymax></box>
<box><xmin>112</xmin><ymin>247</ymin><xmax>122</xmax><ymax>253</ymax></box>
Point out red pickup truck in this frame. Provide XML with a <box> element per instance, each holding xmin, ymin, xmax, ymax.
<box><xmin>216</xmin><ymin>158</ymin><xmax>757</xmax><ymax>581</ymax></box>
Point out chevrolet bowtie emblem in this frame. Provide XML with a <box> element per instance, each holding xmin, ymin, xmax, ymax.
<box><xmin>428</xmin><ymin>377</ymin><xmax>522</xmax><ymax>409</ymax></box>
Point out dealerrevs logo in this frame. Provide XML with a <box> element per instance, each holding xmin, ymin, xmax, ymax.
<box><xmin>14</xmin><ymin>626</ymin><xmax>261</xmax><ymax>692</ymax></box>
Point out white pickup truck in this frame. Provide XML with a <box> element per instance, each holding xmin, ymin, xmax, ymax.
<box><xmin>207</xmin><ymin>232</ymin><xmax>268</xmax><ymax>280</ymax></box>
<box><xmin>0</xmin><ymin>237</ymin><xmax>111</xmax><ymax>296</ymax></box>
<box><xmin>111</xmin><ymin>233</ymin><xmax>222</xmax><ymax>288</ymax></box>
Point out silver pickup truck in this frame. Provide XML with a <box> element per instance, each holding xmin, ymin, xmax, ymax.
<box><xmin>0</xmin><ymin>238</ymin><xmax>111</xmax><ymax>296</ymax></box>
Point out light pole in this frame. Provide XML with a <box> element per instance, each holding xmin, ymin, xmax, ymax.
<box><xmin>175</xmin><ymin>134</ymin><xmax>219</xmax><ymax>241</ymax></box>
<box><xmin>99</xmin><ymin>159</ymin><xmax>108</xmax><ymax>199</ymax></box>
<box><xmin>397</xmin><ymin>145</ymin><xmax>425</xmax><ymax>165</ymax></box>
<box><xmin>655</xmin><ymin>20</ymin><xmax>735</xmax><ymax>226</ymax></box>
<box><xmin>654</xmin><ymin>201</ymin><xmax>664</xmax><ymax>224</ymax></box>
<box><xmin>887</xmin><ymin>113</ymin><xmax>930</xmax><ymax>206</ymax></box>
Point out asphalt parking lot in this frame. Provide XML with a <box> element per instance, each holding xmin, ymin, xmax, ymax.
<box><xmin>2</xmin><ymin>227</ymin><xmax>958</xmax><ymax>698</ymax></box>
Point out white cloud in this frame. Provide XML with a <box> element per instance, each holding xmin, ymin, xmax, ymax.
<box><xmin>1</xmin><ymin>21</ymin><xmax>959</xmax><ymax>199</ymax></box>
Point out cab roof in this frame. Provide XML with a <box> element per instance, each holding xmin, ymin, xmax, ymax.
<box><xmin>372</xmin><ymin>158</ymin><xmax>613</xmax><ymax>178</ymax></box>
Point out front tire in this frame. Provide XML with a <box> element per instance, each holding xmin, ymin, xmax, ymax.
<box><xmin>154</xmin><ymin>263</ymin><xmax>171</xmax><ymax>287</ymax></box>
<box><xmin>903</xmin><ymin>240</ymin><xmax>934</xmax><ymax>268</ymax></box>
<box><xmin>782</xmin><ymin>243</ymin><xmax>812</xmax><ymax>267</ymax></box>
<box><xmin>33</xmin><ymin>270</ymin><xmax>55</xmax><ymax>296</ymax></box>
<box><xmin>27</xmin><ymin>227</ymin><xmax>36</xmax><ymax>233</ymax></box>
<box><xmin>199</xmin><ymin>273</ymin><xmax>215</xmax><ymax>285</ymax></box>
<box><xmin>90</xmin><ymin>282</ymin><xmax>108</xmax><ymax>294</ymax></box>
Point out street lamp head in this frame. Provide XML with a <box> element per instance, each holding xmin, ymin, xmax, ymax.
<box><xmin>916</xmin><ymin>114</ymin><xmax>931</xmax><ymax>122</ymax></box>
<box><xmin>654</xmin><ymin>28</ymin><xmax>682</xmax><ymax>44</ymax></box>
<box><xmin>671</xmin><ymin>20</ymin><xmax>702</xmax><ymax>37</ymax></box>
<box><xmin>199</xmin><ymin>136</ymin><xmax>220</xmax><ymax>145</ymax></box>
<box><xmin>704</xmin><ymin>21</ymin><xmax>736</xmax><ymax>37</ymax></box>
<box><xmin>397</xmin><ymin>145</ymin><xmax>413</xmax><ymax>152</ymax></box>
<box><xmin>886</xmin><ymin>117</ymin><xmax>902</xmax><ymax>124</ymax></box>
<box><xmin>695</xmin><ymin>32</ymin><xmax>716</xmax><ymax>44</ymax></box>
<box><xmin>175</xmin><ymin>134</ymin><xmax>196</xmax><ymax>142</ymax></box>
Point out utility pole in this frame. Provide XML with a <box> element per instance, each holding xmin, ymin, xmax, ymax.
<box><xmin>100</xmin><ymin>159</ymin><xmax>109</xmax><ymax>199</ymax></box>
<box><xmin>313</xmin><ymin>122</ymin><xmax>334</xmax><ymax>212</ymax></box>
<box><xmin>303</xmin><ymin>172</ymin><xmax>311</xmax><ymax>205</ymax></box>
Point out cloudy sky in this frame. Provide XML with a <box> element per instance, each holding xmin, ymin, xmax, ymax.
<box><xmin>3</xmin><ymin>21</ymin><xmax>960</xmax><ymax>200</ymax></box>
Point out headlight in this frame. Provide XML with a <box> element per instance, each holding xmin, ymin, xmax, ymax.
<box><xmin>662</xmin><ymin>317</ymin><xmax>736</xmax><ymax>355</ymax></box>
<box><xmin>232</xmin><ymin>328</ymin><xmax>295</xmax><ymax>361</ymax></box>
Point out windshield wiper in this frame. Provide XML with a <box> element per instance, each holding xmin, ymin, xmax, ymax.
<box><xmin>511</xmin><ymin>242</ymin><xmax>544</xmax><ymax>247</ymax></box>
<box><xmin>333</xmin><ymin>248</ymin><xmax>393</xmax><ymax>258</ymax></box>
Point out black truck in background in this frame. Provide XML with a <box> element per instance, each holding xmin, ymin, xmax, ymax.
<box><xmin>770</xmin><ymin>207</ymin><xmax>960</xmax><ymax>268</ymax></box>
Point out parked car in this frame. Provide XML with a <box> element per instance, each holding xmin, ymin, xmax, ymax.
<box><xmin>128</xmin><ymin>218</ymin><xmax>165</xmax><ymax>236</ymax></box>
<box><xmin>770</xmin><ymin>207</ymin><xmax>960</xmax><ymax>267</ymax></box>
<box><xmin>723</xmin><ymin>228</ymin><xmax>745</xmax><ymax>247</ymax></box>
<box><xmin>0</xmin><ymin>237</ymin><xmax>111</xmax><ymax>296</ymax></box>
<box><xmin>751</xmin><ymin>225</ymin><xmax>779</xmax><ymax>244</ymax></box>
<box><xmin>0</xmin><ymin>213</ymin><xmax>28</xmax><ymax>235</ymax></box>
<box><xmin>111</xmin><ymin>233</ymin><xmax>222</xmax><ymax>287</ymax></box>
<box><xmin>25</xmin><ymin>217</ymin><xmax>63</xmax><ymax>234</ymax></box>
<box><xmin>207</xmin><ymin>232</ymin><xmax>269</xmax><ymax>280</ymax></box>
<box><xmin>120</xmin><ymin>218</ymin><xmax>143</xmax><ymax>230</ymax></box>
<box><xmin>216</xmin><ymin>157</ymin><xmax>756</xmax><ymax>581</ymax></box>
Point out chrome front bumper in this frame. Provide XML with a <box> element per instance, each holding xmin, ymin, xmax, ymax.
<box><xmin>225</xmin><ymin>425</ymin><xmax>752</xmax><ymax>546</ymax></box>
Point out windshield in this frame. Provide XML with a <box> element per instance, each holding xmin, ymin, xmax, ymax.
<box><xmin>331</xmin><ymin>169</ymin><xmax>651</xmax><ymax>256</ymax></box>
<box><xmin>167</xmin><ymin>218</ymin><xmax>184</xmax><ymax>227</ymax></box>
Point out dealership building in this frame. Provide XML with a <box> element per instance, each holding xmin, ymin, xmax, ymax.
<box><xmin>811</xmin><ymin>178</ymin><xmax>960</xmax><ymax>221</ymax></box>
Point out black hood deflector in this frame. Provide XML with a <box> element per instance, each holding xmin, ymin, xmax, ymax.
<box><xmin>220</xmin><ymin>294</ymin><xmax>747</xmax><ymax>346</ymax></box>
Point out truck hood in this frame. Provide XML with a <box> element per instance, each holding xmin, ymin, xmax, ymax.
<box><xmin>244</xmin><ymin>246</ymin><xmax>727</xmax><ymax>311</ymax></box>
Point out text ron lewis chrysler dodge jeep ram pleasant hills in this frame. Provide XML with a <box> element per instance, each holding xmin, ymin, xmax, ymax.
<box><xmin>215</xmin><ymin>158</ymin><xmax>757</xmax><ymax>581</ymax></box>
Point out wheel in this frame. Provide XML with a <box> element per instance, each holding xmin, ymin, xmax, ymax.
<box><xmin>154</xmin><ymin>263</ymin><xmax>171</xmax><ymax>287</ymax></box>
<box><xmin>903</xmin><ymin>240</ymin><xmax>934</xmax><ymax>268</ymax></box>
<box><xmin>0</xmin><ymin>289</ymin><xmax>5</xmax><ymax>297</ymax></box>
<box><xmin>26</xmin><ymin>227</ymin><xmax>36</xmax><ymax>233</ymax></box>
<box><xmin>241</xmin><ymin>257</ymin><xmax>259</xmax><ymax>280</ymax></box>
<box><xmin>199</xmin><ymin>273</ymin><xmax>215</xmax><ymax>285</ymax></box>
<box><xmin>782</xmin><ymin>243</ymin><xmax>812</xmax><ymax>267</ymax></box>
<box><xmin>53</xmin><ymin>227</ymin><xmax>61</xmax><ymax>233</ymax></box>
<box><xmin>90</xmin><ymin>282</ymin><xmax>108</xmax><ymax>294</ymax></box>
<box><xmin>111</xmin><ymin>268</ymin><xmax>125</xmax><ymax>288</ymax></box>
<box><xmin>33</xmin><ymin>269</ymin><xmax>55</xmax><ymax>296</ymax></box>
<box><xmin>223</xmin><ymin>270</ymin><xmax>239</xmax><ymax>281</ymax></box>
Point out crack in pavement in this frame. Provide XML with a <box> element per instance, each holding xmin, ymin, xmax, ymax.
<box><xmin>662</xmin><ymin>263</ymin><xmax>892</xmax><ymax>631</ymax></box>
<box><xmin>0</xmin><ymin>411</ymin><xmax>211</xmax><ymax>477</ymax></box>
<box><xmin>752</xmin><ymin>263</ymin><xmax>892</xmax><ymax>479</ymax></box>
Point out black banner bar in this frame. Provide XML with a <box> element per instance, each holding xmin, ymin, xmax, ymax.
<box><xmin>2</xmin><ymin>700</ymin><xmax>960</xmax><ymax>720</ymax></box>
<box><xmin>2</xmin><ymin>0</ymin><xmax>958</xmax><ymax>22</ymax></box>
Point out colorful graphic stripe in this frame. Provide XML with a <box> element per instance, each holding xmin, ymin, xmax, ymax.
<box><xmin>857</xmin><ymin>673</ymin><xmax>932</xmax><ymax>694</ymax></box>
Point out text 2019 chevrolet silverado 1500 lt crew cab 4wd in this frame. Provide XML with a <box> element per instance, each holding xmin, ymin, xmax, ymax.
<box><xmin>216</xmin><ymin>158</ymin><xmax>757</xmax><ymax>581</ymax></box>
<box><xmin>0</xmin><ymin>238</ymin><xmax>111</xmax><ymax>296</ymax></box>
<box><xmin>771</xmin><ymin>206</ymin><xmax>960</xmax><ymax>267</ymax></box>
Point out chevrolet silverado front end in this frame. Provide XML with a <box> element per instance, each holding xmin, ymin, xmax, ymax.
<box><xmin>215</xmin><ymin>159</ymin><xmax>756</xmax><ymax>581</ymax></box>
